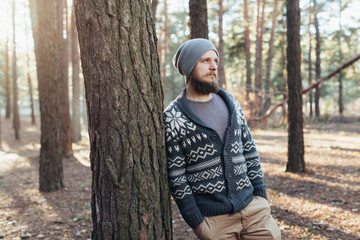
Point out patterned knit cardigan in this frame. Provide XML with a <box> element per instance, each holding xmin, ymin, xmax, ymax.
<box><xmin>163</xmin><ymin>88</ymin><xmax>267</xmax><ymax>229</ymax></box>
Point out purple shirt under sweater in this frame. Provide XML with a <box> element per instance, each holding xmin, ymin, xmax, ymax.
<box><xmin>186</xmin><ymin>93</ymin><xmax>230</xmax><ymax>142</ymax></box>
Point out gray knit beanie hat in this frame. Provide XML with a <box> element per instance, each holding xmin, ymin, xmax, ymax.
<box><xmin>173</xmin><ymin>38</ymin><xmax>219</xmax><ymax>82</ymax></box>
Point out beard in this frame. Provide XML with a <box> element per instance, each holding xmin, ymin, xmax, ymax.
<box><xmin>189</xmin><ymin>73</ymin><xmax>219</xmax><ymax>94</ymax></box>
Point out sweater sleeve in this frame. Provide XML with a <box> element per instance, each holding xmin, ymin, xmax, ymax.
<box><xmin>163</xmin><ymin>109</ymin><xmax>204</xmax><ymax>229</ymax></box>
<box><xmin>238</xmin><ymin>106</ymin><xmax>267</xmax><ymax>199</ymax></box>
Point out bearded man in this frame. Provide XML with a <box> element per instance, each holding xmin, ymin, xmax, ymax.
<box><xmin>163</xmin><ymin>38</ymin><xmax>281</xmax><ymax>240</ymax></box>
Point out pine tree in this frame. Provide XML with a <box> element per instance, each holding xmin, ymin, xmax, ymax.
<box><xmin>74</xmin><ymin>1</ymin><xmax>172</xmax><ymax>238</ymax></box>
<box><xmin>286</xmin><ymin>0</ymin><xmax>305</xmax><ymax>172</ymax></box>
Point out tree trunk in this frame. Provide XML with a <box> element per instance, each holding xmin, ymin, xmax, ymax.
<box><xmin>71</xmin><ymin>10</ymin><xmax>81</xmax><ymax>143</ymax></box>
<box><xmin>81</xmin><ymin>79</ymin><xmax>88</xmax><ymax>129</ymax></box>
<box><xmin>314</xmin><ymin>0</ymin><xmax>321</xmax><ymax>118</ymax></box>
<box><xmin>262</xmin><ymin>0</ymin><xmax>279</xmax><ymax>115</ymax></box>
<box><xmin>161</xmin><ymin>0</ymin><xmax>168</xmax><ymax>103</ymax></box>
<box><xmin>31</xmin><ymin>0</ymin><xmax>64</xmax><ymax>192</ymax></box>
<box><xmin>286</xmin><ymin>0</ymin><xmax>305</xmax><ymax>172</ymax></box>
<box><xmin>218</xmin><ymin>0</ymin><xmax>226</xmax><ymax>89</ymax></box>
<box><xmin>12</xmin><ymin>0</ymin><xmax>20</xmax><ymax>140</ymax></box>
<box><xmin>74</xmin><ymin>1</ymin><xmax>172</xmax><ymax>239</ymax></box>
<box><xmin>254</xmin><ymin>0</ymin><xmax>266</xmax><ymax>115</ymax></box>
<box><xmin>24</xmin><ymin>5</ymin><xmax>36</xmax><ymax>125</ymax></box>
<box><xmin>27</xmin><ymin>72</ymin><xmax>36</xmax><ymax>125</ymax></box>
<box><xmin>58</xmin><ymin>0</ymin><xmax>73</xmax><ymax>155</ymax></box>
<box><xmin>243</xmin><ymin>0</ymin><xmax>252</xmax><ymax>101</ymax></box>
<box><xmin>151</xmin><ymin>0</ymin><xmax>159</xmax><ymax>21</ymax></box>
<box><xmin>308</xmin><ymin>4</ymin><xmax>313</xmax><ymax>118</ymax></box>
<box><xmin>5</xmin><ymin>34</ymin><xmax>11</xmax><ymax>119</ymax></box>
<box><xmin>189</xmin><ymin>0</ymin><xmax>209</xmax><ymax>39</ymax></box>
<box><xmin>338</xmin><ymin>0</ymin><xmax>344</xmax><ymax>115</ymax></box>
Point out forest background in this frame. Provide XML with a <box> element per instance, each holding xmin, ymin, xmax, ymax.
<box><xmin>0</xmin><ymin>0</ymin><xmax>360</xmax><ymax>118</ymax></box>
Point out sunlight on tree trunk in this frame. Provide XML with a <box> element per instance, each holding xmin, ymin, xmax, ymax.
<box><xmin>71</xmin><ymin>10</ymin><xmax>81</xmax><ymax>143</ymax></box>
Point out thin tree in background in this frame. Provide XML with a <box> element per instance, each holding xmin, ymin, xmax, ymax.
<box><xmin>24</xmin><ymin>1</ymin><xmax>36</xmax><ymax>125</ymax></box>
<box><xmin>5</xmin><ymin>33</ymin><xmax>11</xmax><ymax>119</ymax></box>
<box><xmin>152</xmin><ymin>0</ymin><xmax>159</xmax><ymax>21</ymax></box>
<box><xmin>58</xmin><ymin>0</ymin><xmax>72</xmax><ymax>155</ymax></box>
<box><xmin>12</xmin><ymin>0</ymin><xmax>20</xmax><ymax>140</ymax></box>
<box><xmin>338</xmin><ymin>0</ymin><xmax>344</xmax><ymax>115</ymax></box>
<box><xmin>71</xmin><ymin>9</ymin><xmax>81</xmax><ymax>143</ymax></box>
<box><xmin>30</xmin><ymin>0</ymin><xmax>64</xmax><ymax>192</ymax></box>
<box><xmin>314</xmin><ymin>0</ymin><xmax>321</xmax><ymax>118</ymax></box>
<box><xmin>243</xmin><ymin>0</ymin><xmax>252</xmax><ymax>101</ymax></box>
<box><xmin>189</xmin><ymin>0</ymin><xmax>209</xmax><ymax>39</ymax></box>
<box><xmin>218</xmin><ymin>0</ymin><xmax>226</xmax><ymax>89</ymax></box>
<box><xmin>254</xmin><ymin>0</ymin><xmax>266</xmax><ymax>115</ymax></box>
<box><xmin>286</xmin><ymin>0</ymin><xmax>305</xmax><ymax>172</ymax></box>
<box><xmin>0</xmin><ymin>100</ymin><xmax>2</xmax><ymax>141</ymax></box>
<box><xmin>74</xmin><ymin>0</ymin><xmax>172</xmax><ymax>238</ymax></box>
<box><xmin>161</xmin><ymin>0</ymin><xmax>168</xmax><ymax>102</ymax></box>
<box><xmin>308</xmin><ymin>2</ymin><xmax>313</xmax><ymax>117</ymax></box>
<box><xmin>262</xmin><ymin>0</ymin><xmax>279</xmax><ymax>115</ymax></box>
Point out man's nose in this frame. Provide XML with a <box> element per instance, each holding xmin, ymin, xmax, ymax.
<box><xmin>209</xmin><ymin>61</ymin><xmax>218</xmax><ymax>70</ymax></box>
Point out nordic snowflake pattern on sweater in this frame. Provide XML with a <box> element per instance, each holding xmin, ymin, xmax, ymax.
<box><xmin>164</xmin><ymin>89</ymin><xmax>267</xmax><ymax>229</ymax></box>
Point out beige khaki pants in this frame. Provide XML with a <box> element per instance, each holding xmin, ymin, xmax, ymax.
<box><xmin>197</xmin><ymin>196</ymin><xmax>281</xmax><ymax>240</ymax></box>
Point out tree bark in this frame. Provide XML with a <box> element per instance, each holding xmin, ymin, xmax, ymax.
<box><xmin>71</xmin><ymin>9</ymin><xmax>81</xmax><ymax>143</ymax></box>
<box><xmin>81</xmin><ymin>79</ymin><xmax>88</xmax><ymax>129</ymax></box>
<box><xmin>5</xmin><ymin>34</ymin><xmax>11</xmax><ymax>119</ymax></box>
<box><xmin>338</xmin><ymin>0</ymin><xmax>344</xmax><ymax>114</ymax></box>
<box><xmin>58</xmin><ymin>0</ymin><xmax>73</xmax><ymax>155</ymax></box>
<box><xmin>24</xmin><ymin>4</ymin><xmax>36</xmax><ymax>125</ymax></box>
<box><xmin>161</xmin><ymin>0</ymin><xmax>168</xmax><ymax>103</ymax></box>
<box><xmin>151</xmin><ymin>0</ymin><xmax>159</xmax><ymax>21</ymax></box>
<box><xmin>262</xmin><ymin>0</ymin><xmax>279</xmax><ymax>115</ymax></box>
<box><xmin>254</xmin><ymin>0</ymin><xmax>266</xmax><ymax>115</ymax></box>
<box><xmin>218</xmin><ymin>0</ymin><xmax>226</xmax><ymax>89</ymax></box>
<box><xmin>74</xmin><ymin>1</ymin><xmax>172</xmax><ymax>239</ymax></box>
<box><xmin>286</xmin><ymin>0</ymin><xmax>305</xmax><ymax>172</ymax></box>
<box><xmin>189</xmin><ymin>0</ymin><xmax>209</xmax><ymax>39</ymax></box>
<box><xmin>243</xmin><ymin>0</ymin><xmax>252</xmax><ymax>101</ymax></box>
<box><xmin>12</xmin><ymin>0</ymin><xmax>20</xmax><ymax>140</ymax></box>
<box><xmin>314</xmin><ymin>0</ymin><xmax>321</xmax><ymax>118</ymax></box>
<box><xmin>31</xmin><ymin>0</ymin><xmax>64</xmax><ymax>192</ymax></box>
<box><xmin>308</xmin><ymin>4</ymin><xmax>313</xmax><ymax>117</ymax></box>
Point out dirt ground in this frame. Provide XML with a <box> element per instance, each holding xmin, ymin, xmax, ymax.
<box><xmin>0</xmin><ymin>118</ymin><xmax>359</xmax><ymax>240</ymax></box>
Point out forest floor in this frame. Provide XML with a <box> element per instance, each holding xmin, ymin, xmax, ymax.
<box><xmin>0</xmin><ymin>117</ymin><xmax>359</xmax><ymax>240</ymax></box>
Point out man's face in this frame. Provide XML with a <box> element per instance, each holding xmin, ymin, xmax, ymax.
<box><xmin>188</xmin><ymin>50</ymin><xmax>219</xmax><ymax>94</ymax></box>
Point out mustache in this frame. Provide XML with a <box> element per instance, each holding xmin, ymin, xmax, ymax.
<box><xmin>204</xmin><ymin>72</ymin><xmax>217</xmax><ymax>77</ymax></box>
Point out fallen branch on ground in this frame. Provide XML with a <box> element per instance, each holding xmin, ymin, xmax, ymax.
<box><xmin>248</xmin><ymin>53</ymin><xmax>360</xmax><ymax>125</ymax></box>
